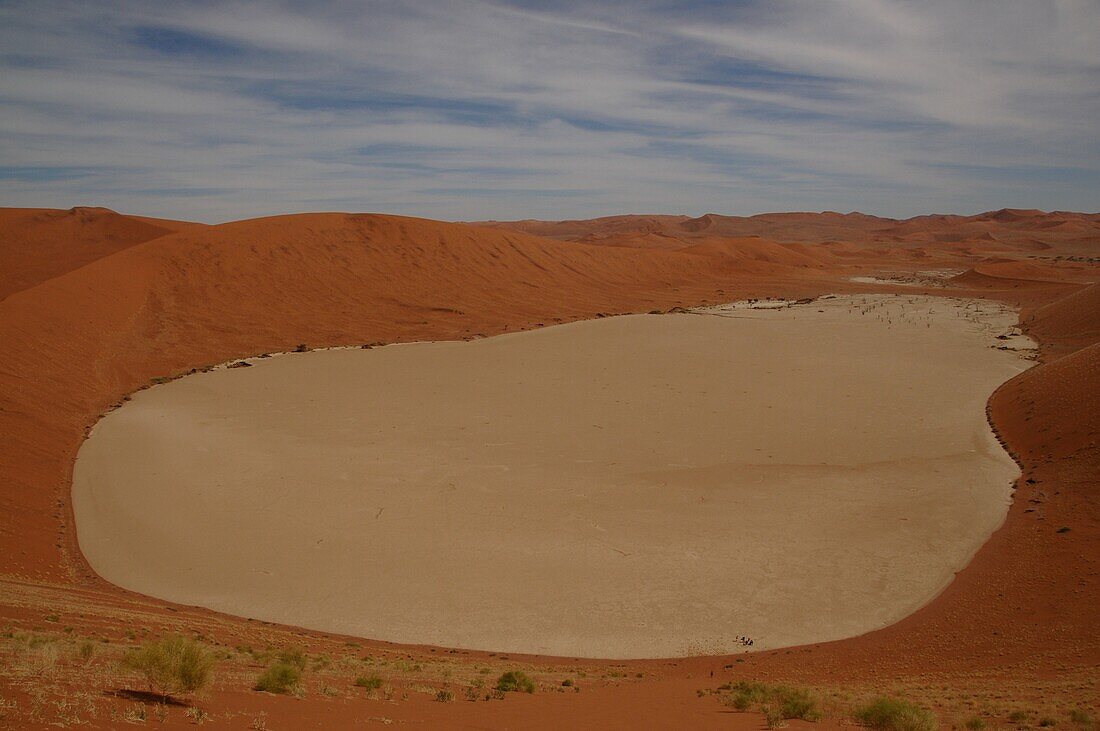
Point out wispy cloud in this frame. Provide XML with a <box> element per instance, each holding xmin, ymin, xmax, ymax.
<box><xmin>0</xmin><ymin>0</ymin><xmax>1097</xmax><ymax>221</ymax></box>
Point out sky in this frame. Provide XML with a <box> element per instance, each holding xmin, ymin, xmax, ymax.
<box><xmin>0</xmin><ymin>1</ymin><xmax>1098</xmax><ymax>223</ymax></box>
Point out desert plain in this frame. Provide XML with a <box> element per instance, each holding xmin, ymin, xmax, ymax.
<box><xmin>0</xmin><ymin>206</ymin><xmax>1098</xmax><ymax>728</ymax></box>
<box><xmin>74</xmin><ymin>295</ymin><xmax>1031</xmax><ymax>659</ymax></box>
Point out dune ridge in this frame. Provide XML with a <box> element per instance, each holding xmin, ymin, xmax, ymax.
<box><xmin>0</xmin><ymin>206</ymin><xmax>199</xmax><ymax>300</ymax></box>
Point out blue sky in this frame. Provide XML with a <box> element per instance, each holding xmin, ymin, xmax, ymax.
<box><xmin>0</xmin><ymin>1</ymin><xmax>1097</xmax><ymax>222</ymax></box>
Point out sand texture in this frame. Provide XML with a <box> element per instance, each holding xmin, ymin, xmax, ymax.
<box><xmin>73</xmin><ymin>295</ymin><xmax>1032</xmax><ymax>657</ymax></box>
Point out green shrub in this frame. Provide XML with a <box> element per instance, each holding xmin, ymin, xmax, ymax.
<box><xmin>728</xmin><ymin>680</ymin><xmax>770</xmax><ymax>710</ymax></box>
<box><xmin>854</xmin><ymin>696</ymin><xmax>936</xmax><ymax>731</ymax></box>
<box><xmin>276</xmin><ymin>648</ymin><xmax>307</xmax><ymax>670</ymax></box>
<box><xmin>724</xmin><ymin>681</ymin><xmax>819</xmax><ymax>721</ymax></box>
<box><xmin>496</xmin><ymin>670</ymin><xmax>535</xmax><ymax>694</ymax></box>
<box><xmin>123</xmin><ymin>635</ymin><xmax>214</xmax><ymax>698</ymax></box>
<box><xmin>255</xmin><ymin>662</ymin><xmax>301</xmax><ymax>694</ymax></box>
<box><xmin>774</xmin><ymin>685</ymin><xmax>820</xmax><ymax>721</ymax></box>
<box><xmin>355</xmin><ymin>675</ymin><xmax>383</xmax><ymax>691</ymax></box>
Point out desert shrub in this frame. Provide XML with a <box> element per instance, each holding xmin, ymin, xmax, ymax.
<box><xmin>774</xmin><ymin>685</ymin><xmax>820</xmax><ymax>721</ymax></box>
<box><xmin>1070</xmin><ymin>709</ymin><xmax>1095</xmax><ymax>728</ymax></box>
<box><xmin>123</xmin><ymin>635</ymin><xmax>214</xmax><ymax>698</ymax></box>
<box><xmin>496</xmin><ymin>670</ymin><xmax>535</xmax><ymax>694</ymax></box>
<box><xmin>276</xmin><ymin>648</ymin><xmax>307</xmax><ymax>670</ymax></box>
<box><xmin>1039</xmin><ymin>718</ymin><xmax>1057</xmax><ymax>728</ymax></box>
<box><xmin>21</xmin><ymin>640</ymin><xmax>60</xmax><ymax>676</ymax></box>
<box><xmin>728</xmin><ymin>680</ymin><xmax>770</xmax><ymax>710</ymax></box>
<box><xmin>762</xmin><ymin>704</ymin><xmax>784</xmax><ymax>729</ymax></box>
<box><xmin>965</xmin><ymin>716</ymin><xmax>987</xmax><ymax>730</ymax></box>
<box><xmin>255</xmin><ymin>662</ymin><xmax>301</xmax><ymax>694</ymax></box>
<box><xmin>725</xmin><ymin>681</ymin><xmax>819</xmax><ymax>721</ymax></box>
<box><xmin>355</xmin><ymin>675</ymin><xmax>383</xmax><ymax>691</ymax></box>
<box><xmin>77</xmin><ymin>639</ymin><xmax>96</xmax><ymax>663</ymax></box>
<box><xmin>854</xmin><ymin>696</ymin><xmax>936</xmax><ymax>731</ymax></box>
<box><xmin>436</xmin><ymin>688</ymin><xmax>454</xmax><ymax>702</ymax></box>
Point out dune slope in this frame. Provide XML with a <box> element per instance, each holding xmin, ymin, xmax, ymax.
<box><xmin>0</xmin><ymin>207</ymin><xmax>197</xmax><ymax>300</ymax></box>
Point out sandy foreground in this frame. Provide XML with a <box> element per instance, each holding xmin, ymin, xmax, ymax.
<box><xmin>72</xmin><ymin>294</ymin><xmax>1033</xmax><ymax>659</ymax></box>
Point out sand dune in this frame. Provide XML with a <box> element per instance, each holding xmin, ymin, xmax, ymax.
<box><xmin>482</xmin><ymin>208</ymin><xmax>1100</xmax><ymax>257</ymax></box>
<box><xmin>0</xmin><ymin>206</ymin><xmax>197</xmax><ymax>300</ymax></box>
<box><xmin>0</xmin><ymin>206</ymin><xmax>1097</xmax><ymax>727</ymax></box>
<box><xmin>1026</xmin><ymin>282</ymin><xmax>1100</xmax><ymax>354</ymax></box>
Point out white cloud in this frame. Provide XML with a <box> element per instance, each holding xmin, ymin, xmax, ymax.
<box><xmin>0</xmin><ymin>0</ymin><xmax>1097</xmax><ymax>221</ymax></box>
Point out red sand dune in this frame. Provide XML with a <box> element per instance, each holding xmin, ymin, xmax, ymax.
<box><xmin>1026</xmin><ymin>282</ymin><xmax>1100</xmax><ymax>356</ymax></box>
<box><xmin>483</xmin><ymin>208</ymin><xmax>1100</xmax><ymax>259</ymax></box>
<box><xmin>0</xmin><ymin>206</ymin><xmax>199</xmax><ymax>300</ymax></box>
<box><xmin>0</xmin><ymin>207</ymin><xmax>1097</xmax><ymax>728</ymax></box>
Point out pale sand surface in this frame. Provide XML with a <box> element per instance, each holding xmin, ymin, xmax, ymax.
<box><xmin>72</xmin><ymin>295</ymin><xmax>1033</xmax><ymax>658</ymax></box>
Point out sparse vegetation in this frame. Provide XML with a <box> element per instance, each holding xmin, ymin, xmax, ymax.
<box><xmin>436</xmin><ymin>688</ymin><xmax>454</xmax><ymax>702</ymax></box>
<box><xmin>465</xmin><ymin>679</ymin><xmax>484</xmax><ymax>701</ymax></box>
<box><xmin>762</xmin><ymin>704</ymin><xmax>784</xmax><ymax>729</ymax></box>
<box><xmin>76</xmin><ymin>639</ymin><xmax>96</xmax><ymax>663</ymax></box>
<box><xmin>724</xmin><ymin>681</ymin><xmax>820</xmax><ymax>722</ymax></box>
<box><xmin>965</xmin><ymin>716</ymin><xmax>988</xmax><ymax>730</ymax></box>
<box><xmin>355</xmin><ymin>674</ymin><xmax>383</xmax><ymax>691</ymax></box>
<box><xmin>276</xmin><ymin>647</ymin><xmax>307</xmax><ymax>670</ymax></box>
<box><xmin>122</xmin><ymin>635</ymin><xmax>214</xmax><ymax>699</ymax></box>
<box><xmin>854</xmin><ymin>696</ymin><xmax>936</xmax><ymax>731</ymax></box>
<box><xmin>1070</xmin><ymin>709</ymin><xmax>1095</xmax><ymax>728</ymax></box>
<box><xmin>496</xmin><ymin>670</ymin><xmax>536</xmax><ymax>693</ymax></box>
<box><xmin>254</xmin><ymin>662</ymin><xmax>301</xmax><ymax>694</ymax></box>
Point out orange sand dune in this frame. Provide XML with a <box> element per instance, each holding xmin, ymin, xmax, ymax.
<box><xmin>0</xmin><ymin>207</ymin><xmax>199</xmax><ymax>300</ymax></box>
<box><xmin>949</xmin><ymin>259</ymin><xmax>1082</xmax><ymax>290</ymax></box>
<box><xmin>1026</xmin><ymin>282</ymin><xmax>1100</xmax><ymax>356</ymax></box>
<box><xmin>473</xmin><ymin>214</ymin><xmax>691</xmax><ymax>242</ymax></box>
<box><xmin>0</xmin><ymin>207</ymin><xmax>1097</xmax><ymax>729</ymax></box>
<box><xmin>483</xmin><ymin>208</ymin><xmax>1100</xmax><ymax>259</ymax></box>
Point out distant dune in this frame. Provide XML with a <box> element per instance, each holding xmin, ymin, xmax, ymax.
<box><xmin>479</xmin><ymin>208</ymin><xmax>1100</xmax><ymax>256</ymax></box>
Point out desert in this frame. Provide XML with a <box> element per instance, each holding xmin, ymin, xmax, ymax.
<box><xmin>0</xmin><ymin>206</ymin><xmax>1096</xmax><ymax>729</ymax></box>
<box><xmin>2</xmin><ymin>2</ymin><xmax>1099</xmax><ymax>728</ymax></box>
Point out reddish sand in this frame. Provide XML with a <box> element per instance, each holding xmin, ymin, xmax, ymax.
<box><xmin>0</xmin><ymin>207</ymin><xmax>200</xmax><ymax>300</ymax></box>
<box><xmin>0</xmin><ymin>207</ymin><xmax>1097</xmax><ymax>728</ymax></box>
